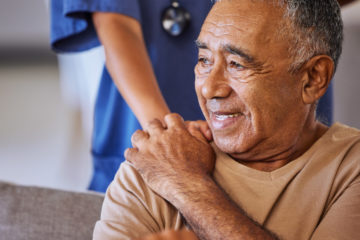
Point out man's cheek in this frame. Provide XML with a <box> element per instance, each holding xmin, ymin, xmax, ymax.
<box><xmin>194</xmin><ymin>78</ymin><xmax>201</xmax><ymax>93</ymax></box>
<box><xmin>194</xmin><ymin>83</ymin><xmax>204</xmax><ymax>104</ymax></box>
<box><xmin>196</xmin><ymin>97</ymin><xmax>208</xmax><ymax>117</ymax></box>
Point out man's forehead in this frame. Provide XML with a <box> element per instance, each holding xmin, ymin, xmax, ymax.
<box><xmin>199</xmin><ymin>19</ymin><xmax>248</xmax><ymax>39</ymax></box>
<box><xmin>198</xmin><ymin>1</ymin><xmax>283</xmax><ymax>48</ymax></box>
<box><xmin>206</xmin><ymin>2</ymin><xmax>261</xmax><ymax>24</ymax></box>
<box><xmin>204</xmin><ymin>0</ymin><xmax>284</xmax><ymax>26</ymax></box>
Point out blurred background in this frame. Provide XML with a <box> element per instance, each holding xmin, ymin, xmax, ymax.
<box><xmin>0</xmin><ymin>0</ymin><xmax>359</xmax><ymax>192</ymax></box>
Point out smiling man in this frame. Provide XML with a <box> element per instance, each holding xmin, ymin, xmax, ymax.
<box><xmin>93</xmin><ymin>0</ymin><xmax>360</xmax><ymax>239</ymax></box>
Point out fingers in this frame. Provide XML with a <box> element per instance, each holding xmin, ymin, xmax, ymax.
<box><xmin>128</xmin><ymin>129</ymin><xmax>149</xmax><ymax>164</ymax></box>
<box><xmin>124</xmin><ymin>147</ymin><xmax>138</xmax><ymax>164</ymax></box>
<box><xmin>187</xmin><ymin>123</ymin><xmax>207</xmax><ymax>143</ymax></box>
<box><xmin>160</xmin><ymin>229</ymin><xmax>198</xmax><ymax>240</ymax></box>
<box><xmin>134</xmin><ymin>230</ymin><xmax>198</xmax><ymax>240</ymax></box>
<box><xmin>131</xmin><ymin>130</ymin><xmax>149</xmax><ymax>148</ymax></box>
<box><xmin>178</xmin><ymin>230</ymin><xmax>198</xmax><ymax>240</ymax></box>
<box><xmin>146</xmin><ymin>118</ymin><xmax>165</xmax><ymax>134</ymax></box>
<box><xmin>186</xmin><ymin>120</ymin><xmax>212</xmax><ymax>142</ymax></box>
<box><xmin>197</xmin><ymin>121</ymin><xmax>212</xmax><ymax>141</ymax></box>
<box><xmin>164</xmin><ymin>113</ymin><xmax>185</xmax><ymax>129</ymax></box>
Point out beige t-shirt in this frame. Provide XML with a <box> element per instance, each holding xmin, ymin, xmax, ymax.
<box><xmin>93</xmin><ymin>123</ymin><xmax>360</xmax><ymax>240</ymax></box>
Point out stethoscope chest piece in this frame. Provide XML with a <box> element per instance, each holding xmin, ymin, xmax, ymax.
<box><xmin>161</xmin><ymin>1</ymin><xmax>191</xmax><ymax>37</ymax></box>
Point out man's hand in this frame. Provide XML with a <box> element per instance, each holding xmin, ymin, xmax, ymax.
<box><xmin>135</xmin><ymin>229</ymin><xmax>198</xmax><ymax>240</ymax></box>
<box><xmin>125</xmin><ymin>113</ymin><xmax>215</xmax><ymax>203</ymax></box>
<box><xmin>185</xmin><ymin>120</ymin><xmax>212</xmax><ymax>143</ymax></box>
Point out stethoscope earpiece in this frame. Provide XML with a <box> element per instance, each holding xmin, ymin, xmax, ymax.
<box><xmin>161</xmin><ymin>1</ymin><xmax>191</xmax><ymax>37</ymax></box>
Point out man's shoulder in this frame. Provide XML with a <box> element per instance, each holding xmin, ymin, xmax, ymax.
<box><xmin>94</xmin><ymin>161</ymin><xmax>184</xmax><ymax>239</ymax></box>
<box><xmin>117</xmin><ymin>161</ymin><xmax>184</xmax><ymax>224</ymax></box>
<box><xmin>325</xmin><ymin>122</ymin><xmax>360</xmax><ymax>165</ymax></box>
<box><xmin>331</xmin><ymin>122</ymin><xmax>360</xmax><ymax>166</ymax></box>
<box><xmin>315</xmin><ymin>122</ymin><xmax>360</xmax><ymax>154</ymax></box>
<box><xmin>330</xmin><ymin>122</ymin><xmax>360</xmax><ymax>138</ymax></box>
<box><xmin>116</xmin><ymin>161</ymin><xmax>161</xmax><ymax>201</ymax></box>
<box><xmin>312</xmin><ymin>123</ymin><xmax>360</xmax><ymax>198</ymax></box>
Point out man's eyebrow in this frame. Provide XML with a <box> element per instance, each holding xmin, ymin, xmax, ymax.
<box><xmin>195</xmin><ymin>40</ymin><xmax>208</xmax><ymax>49</ymax></box>
<box><xmin>195</xmin><ymin>41</ymin><xmax>255</xmax><ymax>63</ymax></box>
<box><xmin>195</xmin><ymin>41</ymin><xmax>261</xmax><ymax>67</ymax></box>
<box><xmin>224</xmin><ymin>44</ymin><xmax>254</xmax><ymax>63</ymax></box>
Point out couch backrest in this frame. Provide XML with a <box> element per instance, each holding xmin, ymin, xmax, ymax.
<box><xmin>0</xmin><ymin>182</ymin><xmax>104</xmax><ymax>240</ymax></box>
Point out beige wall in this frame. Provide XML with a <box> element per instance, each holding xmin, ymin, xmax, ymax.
<box><xmin>0</xmin><ymin>0</ymin><xmax>50</xmax><ymax>50</ymax></box>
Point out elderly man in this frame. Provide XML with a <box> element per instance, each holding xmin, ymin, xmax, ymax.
<box><xmin>93</xmin><ymin>0</ymin><xmax>360</xmax><ymax>239</ymax></box>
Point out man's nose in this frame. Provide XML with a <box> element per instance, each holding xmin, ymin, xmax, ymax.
<box><xmin>201</xmin><ymin>65</ymin><xmax>232</xmax><ymax>99</ymax></box>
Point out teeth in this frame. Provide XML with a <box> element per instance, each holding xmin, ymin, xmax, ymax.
<box><xmin>215</xmin><ymin>113</ymin><xmax>240</xmax><ymax>120</ymax></box>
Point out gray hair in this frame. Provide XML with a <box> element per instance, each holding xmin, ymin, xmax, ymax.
<box><xmin>214</xmin><ymin>0</ymin><xmax>344</xmax><ymax>74</ymax></box>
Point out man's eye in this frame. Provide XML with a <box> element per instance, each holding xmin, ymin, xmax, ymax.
<box><xmin>198</xmin><ymin>57</ymin><xmax>210</xmax><ymax>65</ymax></box>
<box><xmin>230</xmin><ymin>61</ymin><xmax>244</xmax><ymax>70</ymax></box>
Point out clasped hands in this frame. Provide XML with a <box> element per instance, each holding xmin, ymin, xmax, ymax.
<box><xmin>125</xmin><ymin>113</ymin><xmax>215</xmax><ymax>204</ymax></box>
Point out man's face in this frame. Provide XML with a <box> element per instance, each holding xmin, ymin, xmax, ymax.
<box><xmin>195</xmin><ymin>0</ymin><xmax>310</xmax><ymax>162</ymax></box>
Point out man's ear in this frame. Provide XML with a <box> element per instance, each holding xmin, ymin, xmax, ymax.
<box><xmin>301</xmin><ymin>55</ymin><xmax>334</xmax><ymax>104</ymax></box>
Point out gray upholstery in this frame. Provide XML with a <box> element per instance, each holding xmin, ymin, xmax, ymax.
<box><xmin>0</xmin><ymin>181</ymin><xmax>104</xmax><ymax>240</ymax></box>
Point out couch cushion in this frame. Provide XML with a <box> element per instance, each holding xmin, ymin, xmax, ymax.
<box><xmin>0</xmin><ymin>181</ymin><xmax>104</xmax><ymax>240</ymax></box>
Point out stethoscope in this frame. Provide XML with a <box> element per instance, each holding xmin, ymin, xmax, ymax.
<box><xmin>161</xmin><ymin>0</ymin><xmax>191</xmax><ymax>37</ymax></box>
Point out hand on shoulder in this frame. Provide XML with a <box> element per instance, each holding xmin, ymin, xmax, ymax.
<box><xmin>125</xmin><ymin>113</ymin><xmax>215</xmax><ymax>202</ymax></box>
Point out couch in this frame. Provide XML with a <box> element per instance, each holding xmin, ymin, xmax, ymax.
<box><xmin>0</xmin><ymin>181</ymin><xmax>104</xmax><ymax>240</ymax></box>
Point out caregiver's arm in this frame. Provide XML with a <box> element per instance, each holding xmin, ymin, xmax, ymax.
<box><xmin>92</xmin><ymin>12</ymin><xmax>170</xmax><ymax>128</ymax></box>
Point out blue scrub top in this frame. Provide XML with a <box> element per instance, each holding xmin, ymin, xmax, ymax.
<box><xmin>51</xmin><ymin>0</ymin><xmax>213</xmax><ymax>192</ymax></box>
<box><xmin>50</xmin><ymin>0</ymin><xmax>333</xmax><ymax>192</ymax></box>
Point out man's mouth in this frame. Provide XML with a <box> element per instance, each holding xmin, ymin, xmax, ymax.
<box><xmin>210</xmin><ymin>111</ymin><xmax>243</xmax><ymax>130</ymax></box>
<box><xmin>214</xmin><ymin>113</ymin><xmax>241</xmax><ymax>120</ymax></box>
